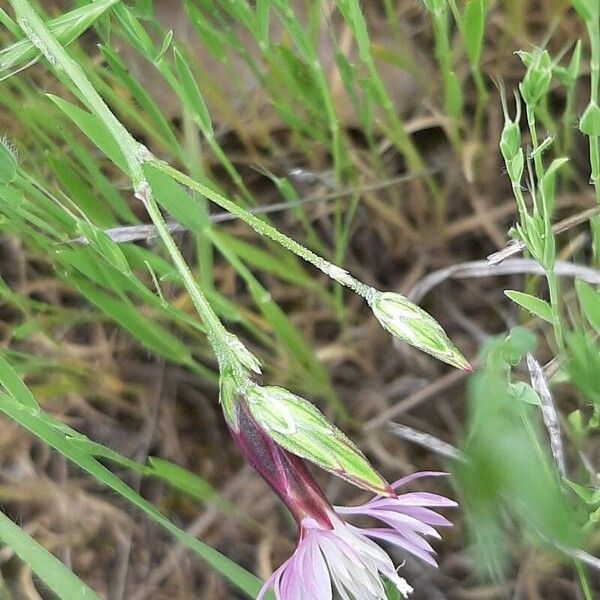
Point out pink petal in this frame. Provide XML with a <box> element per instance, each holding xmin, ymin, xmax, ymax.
<box><xmin>390</xmin><ymin>471</ymin><xmax>449</xmax><ymax>490</ymax></box>
<box><xmin>365</xmin><ymin>509</ymin><xmax>442</xmax><ymax>538</ymax></box>
<box><xmin>360</xmin><ymin>527</ymin><xmax>439</xmax><ymax>567</ymax></box>
<box><xmin>390</xmin><ymin>506</ymin><xmax>453</xmax><ymax>527</ymax></box>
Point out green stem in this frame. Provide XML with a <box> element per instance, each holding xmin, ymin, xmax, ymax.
<box><xmin>585</xmin><ymin>18</ymin><xmax>600</xmax><ymax>259</ymax></box>
<box><xmin>526</xmin><ymin>104</ymin><xmax>544</xmax><ymax>185</ymax></box>
<box><xmin>575</xmin><ymin>559</ymin><xmax>594</xmax><ymax>600</ymax></box>
<box><xmin>155</xmin><ymin>161</ymin><xmax>375</xmax><ymax>301</ymax></box>
<box><xmin>546</xmin><ymin>269</ymin><xmax>565</xmax><ymax>352</ymax></box>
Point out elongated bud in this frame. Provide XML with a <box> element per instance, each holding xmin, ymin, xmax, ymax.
<box><xmin>369</xmin><ymin>291</ymin><xmax>471</xmax><ymax>370</ymax></box>
<box><xmin>230</xmin><ymin>399</ymin><xmax>334</xmax><ymax>529</ymax></box>
<box><xmin>245</xmin><ymin>384</ymin><xmax>394</xmax><ymax>496</ymax></box>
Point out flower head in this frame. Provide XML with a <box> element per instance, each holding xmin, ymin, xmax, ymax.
<box><xmin>257</xmin><ymin>515</ymin><xmax>413</xmax><ymax>600</ymax></box>
<box><xmin>225</xmin><ymin>392</ymin><xmax>456</xmax><ymax>599</ymax></box>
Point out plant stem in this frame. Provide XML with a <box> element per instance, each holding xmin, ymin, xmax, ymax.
<box><xmin>154</xmin><ymin>161</ymin><xmax>375</xmax><ymax>300</ymax></box>
<box><xmin>526</xmin><ymin>104</ymin><xmax>544</xmax><ymax>185</ymax></box>
<box><xmin>575</xmin><ymin>559</ymin><xmax>594</xmax><ymax>600</ymax></box>
<box><xmin>546</xmin><ymin>269</ymin><xmax>565</xmax><ymax>351</ymax></box>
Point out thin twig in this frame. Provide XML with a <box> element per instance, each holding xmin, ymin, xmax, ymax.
<box><xmin>526</xmin><ymin>353</ymin><xmax>566</xmax><ymax>478</ymax></box>
<box><xmin>364</xmin><ymin>367</ymin><xmax>472</xmax><ymax>431</ymax></box>
<box><xmin>487</xmin><ymin>206</ymin><xmax>600</xmax><ymax>264</ymax></box>
<box><xmin>407</xmin><ymin>258</ymin><xmax>600</xmax><ymax>303</ymax></box>
<box><xmin>69</xmin><ymin>170</ymin><xmax>438</xmax><ymax>245</ymax></box>
<box><xmin>388</xmin><ymin>422</ymin><xmax>465</xmax><ymax>462</ymax></box>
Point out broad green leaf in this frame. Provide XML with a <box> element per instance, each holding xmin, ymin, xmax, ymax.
<box><xmin>0</xmin><ymin>510</ymin><xmax>100</xmax><ymax>600</ymax></box>
<box><xmin>246</xmin><ymin>384</ymin><xmax>391</xmax><ymax>495</ymax></box>
<box><xmin>505</xmin><ymin>290</ymin><xmax>554</xmax><ymax>323</ymax></box>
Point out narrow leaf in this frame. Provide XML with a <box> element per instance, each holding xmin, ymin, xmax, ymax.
<box><xmin>505</xmin><ymin>290</ymin><xmax>554</xmax><ymax>323</ymax></box>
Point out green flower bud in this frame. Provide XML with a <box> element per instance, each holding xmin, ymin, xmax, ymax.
<box><xmin>500</xmin><ymin>122</ymin><xmax>522</xmax><ymax>163</ymax></box>
<box><xmin>369</xmin><ymin>291</ymin><xmax>471</xmax><ymax>370</ymax></box>
<box><xmin>245</xmin><ymin>384</ymin><xmax>392</xmax><ymax>495</ymax></box>
<box><xmin>518</xmin><ymin>49</ymin><xmax>552</xmax><ymax>107</ymax></box>
<box><xmin>506</xmin><ymin>148</ymin><xmax>525</xmax><ymax>182</ymax></box>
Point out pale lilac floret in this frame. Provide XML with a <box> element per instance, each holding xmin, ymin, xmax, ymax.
<box><xmin>257</xmin><ymin>515</ymin><xmax>413</xmax><ymax>600</ymax></box>
<box><xmin>334</xmin><ymin>471</ymin><xmax>457</xmax><ymax>568</ymax></box>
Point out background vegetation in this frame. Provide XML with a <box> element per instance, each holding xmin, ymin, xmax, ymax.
<box><xmin>0</xmin><ymin>0</ymin><xmax>599</xmax><ymax>598</ymax></box>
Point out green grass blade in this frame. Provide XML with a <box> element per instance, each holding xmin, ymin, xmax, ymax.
<box><xmin>0</xmin><ymin>509</ymin><xmax>101</xmax><ymax>600</ymax></box>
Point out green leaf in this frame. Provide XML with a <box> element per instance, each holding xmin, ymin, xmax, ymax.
<box><xmin>566</xmin><ymin>329</ymin><xmax>600</xmax><ymax>406</ymax></box>
<box><xmin>571</xmin><ymin>0</ymin><xmax>599</xmax><ymax>22</ymax></box>
<box><xmin>74</xmin><ymin>278</ymin><xmax>192</xmax><ymax>365</ymax></box>
<box><xmin>0</xmin><ymin>390</ymin><xmax>261</xmax><ymax>597</ymax></box>
<box><xmin>155</xmin><ymin>29</ymin><xmax>174</xmax><ymax>63</ymax></box>
<box><xmin>173</xmin><ymin>47</ymin><xmax>214</xmax><ymax>136</ymax></box>
<box><xmin>0</xmin><ymin>0</ymin><xmax>121</xmax><ymax>75</ymax></box>
<box><xmin>575</xmin><ymin>280</ymin><xmax>600</xmax><ymax>331</ymax></box>
<box><xmin>0</xmin><ymin>510</ymin><xmax>101</xmax><ymax>600</ymax></box>
<box><xmin>508</xmin><ymin>381</ymin><xmax>541</xmax><ymax>405</ymax></box>
<box><xmin>143</xmin><ymin>163</ymin><xmax>208</xmax><ymax>232</ymax></box>
<box><xmin>505</xmin><ymin>290</ymin><xmax>554</xmax><ymax>323</ymax></box>
<box><xmin>77</xmin><ymin>221</ymin><xmax>132</xmax><ymax>275</ymax></box>
<box><xmin>0</xmin><ymin>353</ymin><xmax>39</xmax><ymax>410</ymax></box>
<box><xmin>48</xmin><ymin>95</ymin><xmax>128</xmax><ymax>172</ymax></box>
<box><xmin>0</xmin><ymin>137</ymin><xmax>17</xmax><ymax>185</ymax></box>
<box><xmin>445</xmin><ymin>71</ymin><xmax>464</xmax><ymax>119</ymax></box>
<box><xmin>245</xmin><ymin>384</ymin><xmax>391</xmax><ymax>495</ymax></box>
<box><xmin>147</xmin><ymin>457</ymin><xmax>217</xmax><ymax>503</ymax></box>
<box><xmin>463</xmin><ymin>0</ymin><xmax>485</xmax><ymax>66</ymax></box>
<box><xmin>579</xmin><ymin>101</ymin><xmax>600</xmax><ymax>136</ymax></box>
